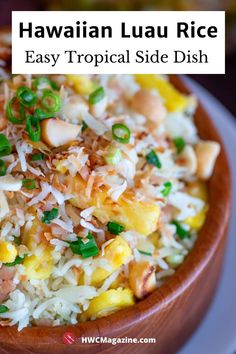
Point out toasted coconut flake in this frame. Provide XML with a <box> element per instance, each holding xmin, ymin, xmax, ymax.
<box><xmin>28</xmin><ymin>182</ymin><xmax>51</xmax><ymax>206</ymax></box>
<box><xmin>80</xmin><ymin>207</ymin><xmax>95</xmax><ymax>221</ymax></box>
<box><xmin>26</xmin><ymin>163</ymin><xmax>45</xmax><ymax>177</ymax></box>
<box><xmin>0</xmin><ymin>190</ymin><xmax>9</xmax><ymax>219</ymax></box>
<box><xmin>53</xmin><ymin>218</ymin><xmax>73</xmax><ymax>233</ymax></box>
<box><xmin>107</xmin><ymin>180</ymin><xmax>127</xmax><ymax>201</ymax></box>
<box><xmin>82</xmin><ymin>111</ymin><xmax>108</xmax><ymax>136</ymax></box>
<box><xmin>80</xmin><ymin>219</ymin><xmax>104</xmax><ymax>234</ymax></box>
<box><xmin>0</xmin><ymin>175</ymin><xmax>22</xmax><ymax>191</ymax></box>
<box><xmin>6</xmin><ymin>159</ymin><xmax>19</xmax><ymax>174</ymax></box>
<box><xmin>15</xmin><ymin>141</ymin><xmax>32</xmax><ymax>172</ymax></box>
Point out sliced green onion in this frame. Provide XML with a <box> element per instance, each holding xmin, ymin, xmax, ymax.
<box><xmin>173</xmin><ymin>137</ymin><xmax>186</xmax><ymax>153</ymax></box>
<box><xmin>6</xmin><ymin>97</ymin><xmax>26</xmax><ymax>124</ymax></box>
<box><xmin>146</xmin><ymin>150</ymin><xmax>162</xmax><ymax>169</ymax></box>
<box><xmin>0</xmin><ymin>159</ymin><xmax>6</xmax><ymax>176</ymax></box>
<box><xmin>112</xmin><ymin>124</ymin><xmax>131</xmax><ymax>144</ymax></box>
<box><xmin>42</xmin><ymin>208</ymin><xmax>59</xmax><ymax>224</ymax></box>
<box><xmin>5</xmin><ymin>254</ymin><xmax>27</xmax><ymax>267</ymax></box>
<box><xmin>161</xmin><ymin>181</ymin><xmax>172</xmax><ymax>197</ymax></box>
<box><xmin>0</xmin><ymin>305</ymin><xmax>9</xmax><ymax>314</ymax></box>
<box><xmin>33</xmin><ymin>77</ymin><xmax>59</xmax><ymax>91</ymax></box>
<box><xmin>22</xmin><ymin>179</ymin><xmax>36</xmax><ymax>190</ymax></box>
<box><xmin>26</xmin><ymin>115</ymin><xmax>41</xmax><ymax>142</ymax></box>
<box><xmin>16</xmin><ymin>86</ymin><xmax>37</xmax><ymax>107</ymax></box>
<box><xmin>34</xmin><ymin>108</ymin><xmax>55</xmax><ymax>121</ymax></box>
<box><xmin>41</xmin><ymin>90</ymin><xmax>61</xmax><ymax>113</ymax></box>
<box><xmin>138</xmin><ymin>249</ymin><xmax>152</xmax><ymax>256</ymax></box>
<box><xmin>69</xmin><ymin>233</ymin><xmax>99</xmax><ymax>259</ymax></box>
<box><xmin>107</xmin><ymin>221</ymin><xmax>125</xmax><ymax>235</ymax></box>
<box><xmin>105</xmin><ymin>146</ymin><xmax>122</xmax><ymax>166</ymax></box>
<box><xmin>81</xmin><ymin>120</ymin><xmax>88</xmax><ymax>132</ymax></box>
<box><xmin>0</xmin><ymin>134</ymin><xmax>12</xmax><ymax>157</ymax></box>
<box><xmin>89</xmin><ymin>86</ymin><xmax>105</xmax><ymax>105</ymax></box>
<box><xmin>31</xmin><ymin>153</ymin><xmax>45</xmax><ymax>161</ymax></box>
<box><xmin>172</xmin><ymin>220</ymin><xmax>190</xmax><ymax>240</ymax></box>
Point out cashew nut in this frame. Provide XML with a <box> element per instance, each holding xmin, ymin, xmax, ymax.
<box><xmin>131</xmin><ymin>89</ymin><xmax>166</xmax><ymax>123</ymax></box>
<box><xmin>179</xmin><ymin>145</ymin><xmax>197</xmax><ymax>175</ymax></box>
<box><xmin>195</xmin><ymin>141</ymin><xmax>220</xmax><ymax>180</ymax></box>
<box><xmin>41</xmin><ymin>118</ymin><xmax>81</xmax><ymax>147</ymax></box>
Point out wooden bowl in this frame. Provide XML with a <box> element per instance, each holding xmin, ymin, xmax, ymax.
<box><xmin>0</xmin><ymin>38</ymin><xmax>231</xmax><ymax>354</ymax></box>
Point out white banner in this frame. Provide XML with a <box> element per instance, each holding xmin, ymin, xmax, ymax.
<box><xmin>12</xmin><ymin>11</ymin><xmax>225</xmax><ymax>74</ymax></box>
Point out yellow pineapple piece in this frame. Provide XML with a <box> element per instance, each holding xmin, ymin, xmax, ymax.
<box><xmin>22</xmin><ymin>218</ymin><xmax>54</xmax><ymax>279</ymax></box>
<box><xmin>135</xmin><ymin>74</ymin><xmax>189</xmax><ymax>112</ymax></box>
<box><xmin>55</xmin><ymin>160</ymin><xmax>67</xmax><ymax>174</ymax></box>
<box><xmin>184</xmin><ymin>181</ymin><xmax>208</xmax><ymax>230</ymax></box>
<box><xmin>0</xmin><ymin>241</ymin><xmax>17</xmax><ymax>263</ymax></box>
<box><xmin>66</xmin><ymin>75</ymin><xmax>97</xmax><ymax>95</ymax></box>
<box><xmin>184</xmin><ymin>206</ymin><xmax>208</xmax><ymax>231</ymax></box>
<box><xmin>70</xmin><ymin>176</ymin><xmax>160</xmax><ymax>236</ymax></box>
<box><xmin>22</xmin><ymin>218</ymin><xmax>44</xmax><ymax>251</ymax></box>
<box><xmin>148</xmin><ymin>231</ymin><xmax>160</xmax><ymax>249</ymax></box>
<box><xmin>80</xmin><ymin>288</ymin><xmax>134</xmax><ymax>321</ymax></box>
<box><xmin>91</xmin><ymin>236</ymin><xmax>131</xmax><ymax>286</ymax></box>
<box><xmin>23</xmin><ymin>246</ymin><xmax>53</xmax><ymax>280</ymax></box>
<box><xmin>109</xmin><ymin>274</ymin><xmax>126</xmax><ymax>289</ymax></box>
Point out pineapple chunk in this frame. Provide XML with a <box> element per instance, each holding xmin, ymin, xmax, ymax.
<box><xmin>80</xmin><ymin>288</ymin><xmax>134</xmax><ymax>321</ymax></box>
<box><xmin>184</xmin><ymin>181</ymin><xmax>208</xmax><ymax>230</ymax></box>
<box><xmin>148</xmin><ymin>231</ymin><xmax>160</xmax><ymax>249</ymax></box>
<box><xmin>67</xmin><ymin>75</ymin><xmax>97</xmax><ymax>95</ymax></box>
<box><xmin>70</xmin><ymin>176</ymin><xmax>160</xmax><ymax>236</ymax></box>
<box><xmin>184</xmin><ymin>206</ymin><xmax>208</xmax><ymax>230</ymax></box>
<box><xmin>0</xmin><ymin>241</ymin><xmax>17</xmax><ymax>263</ymax></box>
<box><xmin>23</xmin><ymin>218</ymin><xmax>41</xmax><ymax>251</ymax></box>
<box><xmin>55</xmin><ymin>160</ymin><xmax>67</xmax><ymax>174</ymax></box>
<box><xmin>22</xmin><ymin>218</ymin><xmax>48</xmax><ymax>251</ymax></box>
<box><xmin>91</xmin><ymin>236</ymin><xmax>131</xmax><ymax>286</ymax></box>
<box><xmin>22</xmin><ymin>218</ymin><xmax>54</xmax><ymax>279</ymax></box>
<box><xmin>134</xmin><ymin>74</ymin><xmax>189</xmax><ymax>112</ymax></box>
<box><xmin>23</xmin><ymin>247</ymin><xmax>53</xmax><ymax>280</ymax></box>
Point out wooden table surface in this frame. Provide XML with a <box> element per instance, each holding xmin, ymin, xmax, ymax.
<box><xmin>1</xmin><ymin>0</ymin><xmax>235</xmax><ymax>118</ymax></box>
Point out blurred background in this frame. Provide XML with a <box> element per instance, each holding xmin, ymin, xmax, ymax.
<box><xmin>0</xmin><ymin>0</ymin><xmax>235</xmax><ymax>116</ymax></box>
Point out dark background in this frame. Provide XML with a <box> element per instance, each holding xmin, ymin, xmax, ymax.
<box><xmin>1</xmin><ymin>0</ymin><xmax>235</xmax><ymax>117</ymax></box>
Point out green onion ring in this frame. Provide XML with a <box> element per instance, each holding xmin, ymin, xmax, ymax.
<box><xmin>26</xmin><ymin>115</ymin><xmax>41</xmax><ymax>142</ymax></box>
<box><xmin>41</xmin><ymin>90</ymin><xmax>61</xmax><ymax>113</ymax></box>
<box><xmin>22</xmin><ymin>178</ymin><xmax>36</xmax><ymax>190</ymax></box>
<box><xmin>33</xmin><ymin>77</ymin><xmax>59</xmax><ymax>91</ymax></box>
<box><xmin>6</xmin><ymin>97</ymin><xmax>26</xmax><ymax>124</ymax></box>
<box><xmin>112</xmin><ymin>123</ymin><xmax>131</xmax><ymax>144</ymax></box>
<box><xmin>16</xmin><ymin>86</ymin><xmax>37</xmax><ymax>108</ymax></box>
<box><xmin>0</xmin><ymin>134</ymin><xmax>12</xmax><ymax>157</ymax></box>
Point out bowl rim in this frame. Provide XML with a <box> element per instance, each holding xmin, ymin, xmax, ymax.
<box><xmin>0</xmin><ymin>74</ymin><xmax>232</xmax><ymax>345</ymax></box>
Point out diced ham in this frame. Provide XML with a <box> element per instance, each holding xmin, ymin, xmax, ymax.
<box><xmin>0</xmin><ymin>266</ymin><xmax>16</xmax><ymax>302</ymax></box>
<box><xmin>0</xmin><ymin>266</ymin><xmax>15</xmax><ymax>280</ymax></box>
